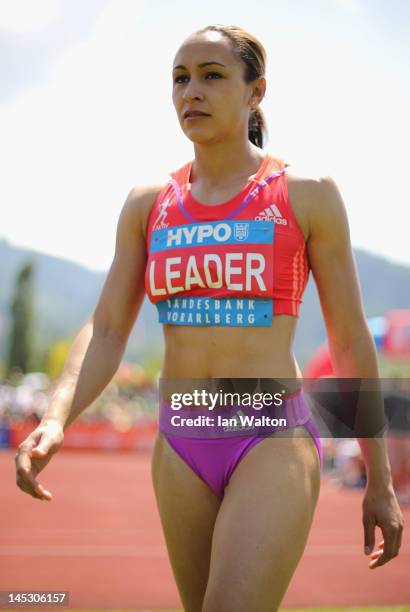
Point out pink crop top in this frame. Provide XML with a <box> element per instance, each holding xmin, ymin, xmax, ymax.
<box><xmin>144</xmin><ymin>154</ymin><xmax>310</xmax><ymax>327</ymax></box>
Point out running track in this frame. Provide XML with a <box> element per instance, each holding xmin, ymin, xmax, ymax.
<box><xmin>1</xmin><ymin>448</ymin><xmax>409</xmax><ymax>610</ymax></box>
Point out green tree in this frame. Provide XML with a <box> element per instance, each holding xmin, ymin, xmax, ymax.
<box><xmin>6</xmin><ymin>261</ymin><xmax>35</xmax><ymax>376</ymax></box>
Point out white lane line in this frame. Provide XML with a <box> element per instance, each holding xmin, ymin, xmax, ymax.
<box><xmin>0</xmin><ymin>545</ymin><xmax>408</xmax><ymax>557</ymax></box>
<box><xmin>1</xmin><ymin>528</ymin><xmax>158</xmax><ymax>535</ymax></box>
<box><xmin>0</xmin><ymin>545</ymin><xmax>168</xmax><ymax>557</ymax></box>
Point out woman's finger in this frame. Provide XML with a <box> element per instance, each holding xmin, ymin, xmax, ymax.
<box><xmin>369</xmin><ymin>526</ymin><xmax>399</xmax><ymax>569</ymax></box>
<box><xmin>15</xmin><ymin>443</ymin><xmax>52</xmax><ymax>500</ymax></box>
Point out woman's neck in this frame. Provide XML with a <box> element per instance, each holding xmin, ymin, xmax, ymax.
<box><xmin>191</xmin><ymin>140</ymin><xmax>266</xmax><ymax>188</ymax></box>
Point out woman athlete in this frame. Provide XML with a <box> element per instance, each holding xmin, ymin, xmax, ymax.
<box><xmin>15</xmin><ymin>24</ymin><xmax>404</xmax><ymax>612</ymax></box>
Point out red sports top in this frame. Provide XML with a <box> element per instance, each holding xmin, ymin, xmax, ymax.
<box><xmin>145</xmin><ymin>154</ymin><xmax>310</xmax><ymax>327</ymax></box>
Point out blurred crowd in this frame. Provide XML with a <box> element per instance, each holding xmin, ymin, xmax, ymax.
<box><xmin>321</xmin><ymin>436</ymin><xmax>410</xmax><ymax>506</ymax></box>
<box><xmin>0</xmin><ymin>369</ymin><xmax>159</xmax><ymax>430</ymax></box>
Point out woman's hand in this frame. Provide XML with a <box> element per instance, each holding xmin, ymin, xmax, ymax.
<box><xmin>15</xmin><ymin>420</ymin><xmax>64</xmax><ymax>501</ymax></box>
<box><xmin>362</xmin><ymin>481</ymin><xmax>404</xmax><ymax>569</ymax></box>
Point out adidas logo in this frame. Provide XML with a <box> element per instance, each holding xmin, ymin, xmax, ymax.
<box><xmin>255</xmin><ymin>203</ymin><xmax>287</xmax><ymax>225</ymax></box>
<box><xmin>222</xmin><ymin>409</ymin><xmax>256</xmax><ymax>433</ymax></box>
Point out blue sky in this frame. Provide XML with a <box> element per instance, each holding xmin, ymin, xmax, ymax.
<box><xmin>1</xmin><ymin>0</ymin><xmax>409</xmax><ymax>271</ymax></box>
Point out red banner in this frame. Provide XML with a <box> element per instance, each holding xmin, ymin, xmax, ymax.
<box><xmin>9</xmin><ymin>420</ymin><xmax>158</xmax><ymax>451</ymax></box>
<box><xmin>383</xmin><ymin>310</ymin><xmax>410</xmax><ymax>357</ymax></box>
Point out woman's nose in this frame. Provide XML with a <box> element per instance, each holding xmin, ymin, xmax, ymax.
<box><xmin>183</xmin><ymin>80</ymin><xmax>204</xmax><ymax>102</ymax></box>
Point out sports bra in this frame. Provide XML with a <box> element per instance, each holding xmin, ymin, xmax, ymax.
<box><xmin>144</xmin><ymin>153</ymin><xmax>310</xmax><ymax>327</ymax></box>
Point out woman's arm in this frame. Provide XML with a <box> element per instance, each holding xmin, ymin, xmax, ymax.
<box><xmin>306</xmin><ymin>175</ymin><xmax>404</xmax><ymax>568</ymax></box>
<box><xmin>41</xmin><ymin>184</ymin><xmax>155</xmax><ymax>430</ymax></box>
<box><xmin>15</xmin><ymin>184</ymin><xmax>161</xmax><ymax>500</ymax></box>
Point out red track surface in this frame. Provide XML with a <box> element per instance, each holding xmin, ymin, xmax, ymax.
<box><xmin>1</xmin><ymin>448</ymin><xmax>409</xmax><ymax>610</ymax></box>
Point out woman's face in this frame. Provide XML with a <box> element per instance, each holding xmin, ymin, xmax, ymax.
<box><xmin>172</xmin><ymin>32</ymin><xmax>263</xmax><ymax>145</ymax></box>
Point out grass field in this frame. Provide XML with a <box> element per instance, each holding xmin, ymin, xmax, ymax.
<box><xmin>132</xmin><ymin>608</ymin><xmax>410</xmax><ymax>612</ymax></box>
<box><xmin>69</xmin><ymin>607</ymin><xmax>410</xmax><ymax>612</ymax></box>
<box><xmin>80</xmin><ymin>607</ymin><xmax>410</xmax><ymax>612</ymax></box>
<box><xmin>5</xmin><ymin>605</ymin><xmax>409</xmax><ymax>611</ymax></box>
<box><xmin>280</xmin><ymin>608</ymin><xmax>410</xmax><ymax>612</ymax></box>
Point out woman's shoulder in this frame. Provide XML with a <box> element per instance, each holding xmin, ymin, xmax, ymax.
<box><xmin>284</xmin><ymin>162</ymin><xmax>348</xmax><ymax>236</ymax></box>
<box><xmin>126</xmin><ymin>181</ymin><xmax>168</xmax><ymax>205</ymax></box>
<box><xmin>123</xmin><ymin>180</ymin><xmax>169</xmax><ymax>241</ymax></box>
<box><xmin>284</xmin><ymin>160</ymin><xmax>326</xmax><ymax>188</ymax></box>
<box><xmin>277</xmin><ymin>159</ymin><xmax>342</xmax><ymax>240</ymax></box>
<box><xmin>284</xmin><ymin>161</ymin><xmax>339</xmax><ymax>207</ymax></box>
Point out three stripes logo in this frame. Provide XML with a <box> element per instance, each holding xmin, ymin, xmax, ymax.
<box><xmin>255</xmin><ymin>203</ymin><xmax>287</xmax><ymax>225</ymax></box>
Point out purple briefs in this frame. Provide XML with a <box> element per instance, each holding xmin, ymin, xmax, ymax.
<box><xmin>159</xmin><ymin>389</ymin><xmax>323</xmax><ymax>499</ymax></box>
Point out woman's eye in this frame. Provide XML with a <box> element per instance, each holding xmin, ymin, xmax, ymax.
<box><xmin>205</xmin><ymin>72</ymin><xmax>222</xmax><ymax>79</ymax></box>
<box><xmin>173</xmin><ymin>72</ymin><xmax>222</xmax><ymax>84</ymax></box>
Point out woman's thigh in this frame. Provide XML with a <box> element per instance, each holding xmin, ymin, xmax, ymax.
<box><xmin>202</xmin><ymin>426</ymin><xmax>321</xmax><ymax>612</ymax></box>
<box><xmin>151</xmin><ymin>433</ymin><xmax>221</xmax><ymax>612</ymax></box>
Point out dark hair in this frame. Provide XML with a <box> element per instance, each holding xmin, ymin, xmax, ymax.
<box><xmin>194</xmin><ymin>24</ymin><xmax>267</xmax><ymax>148</ymax></box>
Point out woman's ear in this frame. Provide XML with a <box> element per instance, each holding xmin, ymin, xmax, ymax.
<box><xmin>253</xmin><ymin>76</ymin><xmax>266</xmax><ymax>105</ymax></box>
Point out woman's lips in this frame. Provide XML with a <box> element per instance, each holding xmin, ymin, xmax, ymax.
<box><xmin>184</xmin><ymin>113</ymin><xmax>211</xmax><ymax>121</ymax></box>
